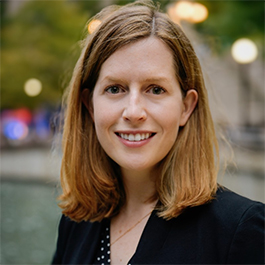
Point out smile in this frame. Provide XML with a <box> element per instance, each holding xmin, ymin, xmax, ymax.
<box><xmin>116</xmin><ymin>132</ymin><xmax>155</xmax><ymax>142</ymax></box>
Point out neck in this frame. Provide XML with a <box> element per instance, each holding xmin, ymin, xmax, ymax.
<box><xmin>120</xmin><ymin>167</ymin><xmax>158</xmax><ymax>214</ymax></box>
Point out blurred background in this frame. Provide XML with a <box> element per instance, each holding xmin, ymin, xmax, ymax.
<box><xmin>1</xmin><ymin>0</ymin><xmax>264</xmax><ymax>264</ymax></box>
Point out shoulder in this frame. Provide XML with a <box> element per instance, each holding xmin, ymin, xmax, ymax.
<box><xmin>138</xmin><ymin>188</ymin><xmax>264</xmax><ymax>264</ymax></box>
<box><xmin>215</xmin><ymin>186</ymin><xmax>263</xmax><ymax>208</ymax></box>
<box><xmin>57</xmin><ymin>214</ymin><xmax>102</xmax><ymax>246</ymax></box>
<box><xmin>210</xmin><ymin>187</ymin><xmax>264</xmax><ymax>221</ymax></box>
<box><xmin>174</xmin><ymin>187</ymin><xmax>264</xmax><ymax>264</ymax></box>
<box><xmin>58</xmin><ymin>214</ymin><xmax>95</xmax><ymax>233</ymax></box>
<box><xmin>188</xmin><ymin>187</ymin><xmax>265</xmax><ymax>240</ymax></box>
<box><xmin>56</xmin><ymin>215</ymin><xmax>93</xmax><ymax>242</ymax></box>
<box><xmin>52</xmin><ymin>215</ymin><xmax>102</xmax><ymax>264</ymax></box>
<box><xmin>212</xmin><ymin>187</ymin><xmax>265</xmax><ymax>264</ymax></box>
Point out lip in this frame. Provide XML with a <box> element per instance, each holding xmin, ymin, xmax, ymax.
<box><xmin>115</xmin><ymin>130</ymin><xmax>156</xmax><ymax>148</ymax></box>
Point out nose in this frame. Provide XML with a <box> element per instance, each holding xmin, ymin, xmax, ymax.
<box><xmin>122</xmin><ymin>90</ymin><xmax>147</xmax><ymax>123</ymax></box>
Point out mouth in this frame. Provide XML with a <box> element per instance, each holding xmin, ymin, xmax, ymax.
<box><xmin>115</xmin><ymin>132</ymin><xmax>156</xmax><ymax>142</ymax></box>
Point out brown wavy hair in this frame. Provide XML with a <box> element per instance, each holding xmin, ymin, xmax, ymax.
<box><xmin>58</xmin><ymin>0</ymin><xmax>219</xmax><ymax>222</ymax></box>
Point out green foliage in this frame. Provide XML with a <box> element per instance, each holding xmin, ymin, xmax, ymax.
<box><xmin>0</xmin><ymin>1</ymin><xmax>8</xmax><ymax>26</ymax></box>
<box><xmin>195</xmin><ymin>1</ymin><xmax>264</xmax><ymax>53</ymax></box>
<box><xmin>1</xmin><ymin>0</ymin><xmax>88</xmax><ymax>109</ymax></box>
<box><xmin>1</xmin><ymin>0</ymin><xmax>264</xmax><ymax>109</ymax></box>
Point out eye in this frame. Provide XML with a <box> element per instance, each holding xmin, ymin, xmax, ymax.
<box><xmin>105</xmin><ymin>86</ymin><xmax>122</xmax><ymax>94</ymax></box>
<box><xmin>148</xmin><ymin>86</ymin><xmax>166</xmax><ymax>95</ymax></box>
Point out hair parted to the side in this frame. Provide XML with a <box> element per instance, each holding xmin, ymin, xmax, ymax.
<box><xmin>59</xmin><ymin>0</ymin><xmax>219</xmax><ymax>222</ymax></box>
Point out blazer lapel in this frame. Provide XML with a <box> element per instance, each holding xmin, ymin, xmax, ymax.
<box><xmin>129</xmin><ymin>210</ymin><xmax>174</xmax><ymax>264</ymax></box>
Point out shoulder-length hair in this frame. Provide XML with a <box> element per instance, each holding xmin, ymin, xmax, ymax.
<box><xmin>59</xmin><ymin>0</ymin><xmax>219</xmax><ymax>222</ymax></box>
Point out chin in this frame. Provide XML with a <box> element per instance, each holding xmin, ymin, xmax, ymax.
<box><xmin>119</xmin><ymin>162</ymin><xmax>157</xmax><ymax>173</ymax></box>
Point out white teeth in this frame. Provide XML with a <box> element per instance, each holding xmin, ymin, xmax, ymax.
<box><xmin>135</xmin><ymin>134</ymin><xmax>141</xmax><ymax>141</ymax></box>
<box><xmin>121</xmin><ymin>133</ymin><xmax>129</xmax><ymax>140</ymax></box>
<box><xmin>119</xmin><ymin>133</ymin><xmax>152</xmax><ymax>142</ymax></box>
<box><xmin>129</xmin><ymin>134</ymin><xmax>134</xmax><ymax>141</ymax></box>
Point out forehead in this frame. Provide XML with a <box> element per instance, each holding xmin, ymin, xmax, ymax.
<box><xmin>97</xmin><ymin>37</ymin><xmax>176</xmax><ymax>82</ymax></box>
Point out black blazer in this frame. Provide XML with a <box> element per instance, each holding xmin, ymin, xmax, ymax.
<box><xmin>52</xmin><ymin>188</ymin><xmax>265</xmax><ymax>264</ymax></box>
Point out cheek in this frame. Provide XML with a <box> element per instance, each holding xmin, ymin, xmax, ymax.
<box><xmin>158</xmin><ymin>103</ymin><xmax>183</xmax><ymax>131</ymax></box>
<box><xmin>157</xmin><ymin>106</ymin><xmax>183</xmax><ymax>151</ymax></box>
<box><xmin>93</xmin><ymin>105</ymin><xmax>117</xmax><ymax>142</ymax></box>
<box><xmin>93</xmin><ymin>99</ymin><xmax>111</xmax><ymax>126</ymax></box>
<box><xmin>93</xmin><ymin>114</ymin><xmax>110</xmax><ymax>154</ymax></box>
<box><xmin>93</xmin><ymin>112</ymin><xmax>109</xmax><ymax>136</ymax></box>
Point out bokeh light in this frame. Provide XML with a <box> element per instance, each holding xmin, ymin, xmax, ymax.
<box><xmin>231</xmin><ymin>38</ymin><xmax>258</xmax><ymax>64</ymax></box>
<box><xmin>168</xmin><ymin>1</ymin><xmax>208</xmax><ymax>23</ymax></box>
<box><xmin>24</xmin><ymin>78</ymin><xmax>42</xmax><ymax>97</ymax></box>
<box><xmin>174</xmin><ymin>1</ymin><xmax>194</xmax><ymax>21</ymax></box>
<box><xmin>88</xmin><ymin>19</ymin><xmax>101</xmax><ymax>34</ymax></box>
<box><xmin>34</xmin><ymin>109</ymin><xmax>51</xmax><ymax>139</ymax></box>
<box><xmin>190</xmin><ymin>3</ymin><xmax>208</xmax><ymax>23</ymax></box>
<box><xmin>167</xmin><ymin>4</ymin><xmax>180</xmax><ymax>24</ymax></box>
<box><xmin>3</xmin><ymin>121</ymin><xmax>29</xmax><ymax>140</ymax></box>
<box><xmin>1</xmin><ymin>108</ymin><xmax>32</xmax><ymax>141</ymax></box>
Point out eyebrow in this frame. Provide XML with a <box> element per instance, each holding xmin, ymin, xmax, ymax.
<box><xmin>101</xmin><ymin>75</ymin><xmax>170</xmax><ymax>84</ymax></box>
<box><xmin>101</xmin><ymin>76</ymin><xmax>126</xmax><ymax>84</ymax></box>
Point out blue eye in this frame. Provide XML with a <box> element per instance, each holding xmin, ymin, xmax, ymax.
<box><xmin>106</xmin><ymin>86</ymin><xmax>121</xmax><ymax>94</ymax></box>
<box><xmin>149</xmin><ymin>86</ymin><xmax>165</xmax><ymax>95</ymax></box>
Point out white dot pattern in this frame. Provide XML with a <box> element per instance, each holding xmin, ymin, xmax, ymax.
<box><xmin>93</xmin><ymin>220</ymin><xmax>111</xmax><ymax>265</ymax></box>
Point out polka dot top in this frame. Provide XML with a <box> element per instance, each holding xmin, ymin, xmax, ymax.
<box><xmin>93</xmin><ymin>219</ymin><xmax>133</xmax><ymax>265</ymax></box>
<box><xmin>93</xmin><ymin>219</ymin><xmax>111</xmax><ymax>265</ymax></box>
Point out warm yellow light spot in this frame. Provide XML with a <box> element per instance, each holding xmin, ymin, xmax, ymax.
<box><xmin>168</xmin><ymin>1</ymin><xmax>208</xmax><ymax>23</ymax></box>
<box><xmin>24</xmin><ymin>78</ymin><xmax>42</xmax><ymax>97</ymax></box>
<box><xmin>231</xmin><ymin>38</ymin><xmax>258</xmax><ymax>64</ymax></box>
<box><xmin>88</xmin><ymin>19</ymin><xmax>101</xmax><ymax>34</ymax></box>
<box><xmin>174</xmin><ymin>1</ymin><xmax>194</xmax><ymax>21</ymax></box>
<box><xmin>167</xmin><ymin>4</ymin><xmax>181</xmax><ymax>24</ymax></box>
<box><xmin>190</xmin><ymin>3</ymin><xmax>208</xmax><ymax>23</ymax></box>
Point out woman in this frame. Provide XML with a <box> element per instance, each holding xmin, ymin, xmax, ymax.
<box><xmin>52</xmin><ymin>1</ymin><xmax>264</xmax><ymax>264</ymax></box>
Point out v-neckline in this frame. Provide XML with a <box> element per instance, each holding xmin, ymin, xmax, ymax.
<box><xmin>109</xmin><ymin>209</ymin><xmax>157</xmax><ymax>265</ymax></box>
<box><xmin>126</xmin><ymin>209</ymin><xmax>156</xmax><ymax>264</ymax></box>
<box><xmin>127</xmin><ymin>209</ymin><xmax>173</xmax><ymax>264</ymax></box>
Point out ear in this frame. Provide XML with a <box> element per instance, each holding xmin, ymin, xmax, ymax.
<box><xmin>81</xmin><ymin>88</ymin><xmax>94</xmax><ymax>120</ymax></box>
<box><xmin>180</xmin><ymin>89</ymin><xmax>198</xmax><ymax>126</ymax></box>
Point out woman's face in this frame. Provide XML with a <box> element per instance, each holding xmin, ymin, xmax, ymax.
<box><xmin>87</xmin><ymin>37</ymin><xmax>197</xmax><ymax>174</ymax></box>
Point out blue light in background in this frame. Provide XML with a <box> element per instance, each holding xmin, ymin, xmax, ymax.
<box><xmin>3</xmin><ymin>121</ymin><xmax>29</xmax><ymax>140</ymax></box>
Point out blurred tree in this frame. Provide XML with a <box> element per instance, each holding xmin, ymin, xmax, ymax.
<box><xmin>72</xmin><ymin>0</ymin><xmax>112</xmax><ymax>14</ymax></box>
<box><xmin>195</xmin><ymin>1</ymin><xmax>264</xmax><ymax>54</ymax></box>
<box><xmin>1</xmin><ymin>0</ymin><xmax>263</xmax><ymax>109</ymax></box>
<box><xmin>101</xmin><ymin>0</ymin><xmax>264</xmax><ymax>54</ymax></box>
<box><xmin>0</xmin><ymin>1</ymin><xmax>8</xmax><ymax>26</ymax></box>
<box><xmin>1</xmin><ymin>0</ymin><xmax>89</xmax><ymax>109</ymax></box>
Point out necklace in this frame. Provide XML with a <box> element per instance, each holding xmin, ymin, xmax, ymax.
<box><xmin>110</xmin><ymin>210</ymin><xmax>153</xmax><ymax>246</ymax></box>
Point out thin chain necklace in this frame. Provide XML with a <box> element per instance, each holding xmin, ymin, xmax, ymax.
<box><xmin>110</xmin><ymin>210</ymin><xmax>153</xmax><ymax>246</ymax></box>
